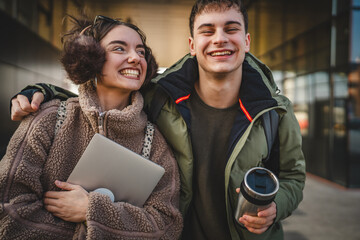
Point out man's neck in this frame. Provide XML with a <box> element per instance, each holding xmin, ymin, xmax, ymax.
<box><xmin>195</xmin><ymin>69</ymin><xmax>243</xmax><ymax>109</ymax></box>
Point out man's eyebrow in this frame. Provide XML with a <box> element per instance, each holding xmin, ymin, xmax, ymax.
<box><xmin>197</xmin><ymin>23</ymin><xmax>214</xmax><ymax>30</ymax></box>
<box><xmin>108</xmin><ymin>40</ymin><xmax>145</xmax><ymax>49</ymax></box>
<box><xmin>197</xmin><ymin>21</ymin><xmax>242</xmax><ymax>30</ymax></box>
<box><xmin>225</xmin><ymin>21</ymin><xmax>242</xmax><ymax>26</ymax></box>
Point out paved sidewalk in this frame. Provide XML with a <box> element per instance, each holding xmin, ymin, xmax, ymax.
<box><xmin>283</xmin><ymin>173</ymin><xmax>360</xmax><ymax>240</ymax></box>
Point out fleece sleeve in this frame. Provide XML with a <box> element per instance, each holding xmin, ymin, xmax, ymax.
<box><xmin>84</xmin><ymin>128</ymin><xmax>183</xmax><ymax>240</ymax></box>
<box><xmin>0</xmin><ymin>102</ymin><xmax>75</xmax><ymax>239</ymax></box>
<box><xmin>274</xmin><ymin>102</ymin><xmax>306</xmax><ymax>222</ymax></box>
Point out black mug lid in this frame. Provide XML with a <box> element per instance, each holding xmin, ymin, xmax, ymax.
<box><xmin>240</xmin><ymin>167</ymin><xmax>279</xmax><ymax>205</ymax></box>
<box><xmin>246</xmin><ymin>168</ymin><xmax>277</xmax><ymax>194</ymax></box>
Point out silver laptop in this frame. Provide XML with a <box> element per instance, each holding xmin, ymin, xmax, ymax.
<box><xmin>67</xmin><ymin>133</ymin><xmax>165</xmax><ymax>207</ymax></box>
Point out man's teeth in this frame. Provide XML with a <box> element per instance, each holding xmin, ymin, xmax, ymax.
<box><xmin>120</xmin><ymin>69</ymin><xmax>139</xmax><ymax>77</ymax></box>
<box><xmin>211</xmin><ymin>51</ymin><xmax>232</xmax><ymax>56</ymax></box>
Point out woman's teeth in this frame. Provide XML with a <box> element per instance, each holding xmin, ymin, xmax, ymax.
<box><xmin>120</xmin><ymin>69</ymin><xmax>139</xmax><ymax>77</ymax></box>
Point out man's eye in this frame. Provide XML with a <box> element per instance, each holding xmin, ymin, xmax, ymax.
<box><xmin>201</xmin><ymin>30</ymin><xmax>214</xmax><ymax>35</ymax></box>
<box><xmin>226</xmin><ymin>28</ymin><xmax>239</xmax><ymax>33</ymax></box>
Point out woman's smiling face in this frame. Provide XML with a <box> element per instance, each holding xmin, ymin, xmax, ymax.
<box><xmin>99</xmin><ymin>25</ymin><xmax>147</xmax><ymax>94</ymax></box>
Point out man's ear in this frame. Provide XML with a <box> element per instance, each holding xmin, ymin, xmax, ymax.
<box><xmin>189</xmin><ymin>37</ymin><xmax>196</xmax><ymax>56</ymax></box>
<box><xmin>245</xmin><ymin>33</ymin><xmax>251</xmax><ymax>53</ymax></box>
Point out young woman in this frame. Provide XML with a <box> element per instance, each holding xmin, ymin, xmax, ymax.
<box><xmin>0</xmin><ymin>15</ymin><xmax>182</xmax><ymax>239</ymax></box>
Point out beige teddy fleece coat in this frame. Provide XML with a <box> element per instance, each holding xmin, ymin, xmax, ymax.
<box><xmin>0</xmin><ymin>82</ymin><xmax>183</xmax><ymax>239</ymax></box>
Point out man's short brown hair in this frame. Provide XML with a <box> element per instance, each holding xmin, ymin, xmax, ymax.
<box><xmin>189</xmin><ymin>0</ymin><xmax>248</xmax><ymax>37</ymax></box>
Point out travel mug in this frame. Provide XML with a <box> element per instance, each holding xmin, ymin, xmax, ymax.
<box><xmin>234</xmin><ymin>167</ymin><xmax>279</xmax><ymax>226</ymax></box>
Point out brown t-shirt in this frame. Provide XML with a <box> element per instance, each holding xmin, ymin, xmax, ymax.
<box><xmin>182</xmin><ymin>91</ymin><xmax>238</xmax><ymax>240</ymax></box>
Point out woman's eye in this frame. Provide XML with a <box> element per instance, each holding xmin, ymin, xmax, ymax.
<box><xmin>114</xmin><ymin>47</ymin><xmax>125</xmax><ymax>52</ymax></box>
<box><xmin>137</xmin><ymin>50</ymin><xmax>146</xmax><ymax>57</ymax></box>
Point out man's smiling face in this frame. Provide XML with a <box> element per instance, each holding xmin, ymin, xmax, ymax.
<box><xmin>189</xmin><ymin>6</ymin><xmax>250</xmax><ymax>77</ymax></box>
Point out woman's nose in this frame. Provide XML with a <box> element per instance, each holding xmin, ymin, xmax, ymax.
<box><xmin>128</xmin><ymin>50</ymin><xmax>141</xmax><ymax>65</ymax></box>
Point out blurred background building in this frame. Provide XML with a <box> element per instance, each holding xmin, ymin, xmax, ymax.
<box><xmin>1</xmin><ymin>0</ymin><xmax>359</xmax><ymax>187</ymax></box>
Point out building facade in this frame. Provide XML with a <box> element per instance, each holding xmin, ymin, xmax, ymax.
<box><xmin>249</xmin><ymin>0</ymin><xmax>360</xmax><ymax>187</ymax></box>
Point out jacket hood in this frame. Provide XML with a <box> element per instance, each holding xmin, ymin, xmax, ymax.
<box><xmin>149</xmin><ymin>53</ymin><xmax>280</xmax><ymax>157</ymax></box>
<box><xmin>152</xmin><ymin>53</ymin><xmax>279</xmax><ymax>122</ymax></box>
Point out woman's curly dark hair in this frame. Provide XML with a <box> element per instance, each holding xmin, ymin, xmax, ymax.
<box><xmin>60</xmin><ymin>15</ymin><xmax>158</xmax><ymax>87</ymax></box>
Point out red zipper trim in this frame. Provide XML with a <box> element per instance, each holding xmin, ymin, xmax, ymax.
<box><xmin>175</xmin><ymin>94</ymin><xmax>191</xmax><ymax>104</ymax></box>
<box><xmin>239</xmin><ymin>99</ymin><xmax>253</xmax><ymax>122</ymax></box>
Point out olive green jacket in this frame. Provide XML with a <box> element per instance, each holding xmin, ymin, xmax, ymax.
<box><xmin>143</xmin><ymin>53</ymin><xmax>306</xmax><ymax>240</ymax></box>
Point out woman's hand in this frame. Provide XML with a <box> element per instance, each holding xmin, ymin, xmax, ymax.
<box><xmin>44</xmin><ymin>180</ymin><xmax>89</xmax><ymax>222</ymax></box>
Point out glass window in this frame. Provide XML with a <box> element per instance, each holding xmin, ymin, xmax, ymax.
<box><xmin>283</xmin><ymin>78</ymin><xmax>295</xmax><ymax>102</ymax></box>
<box><xmin>294</xmin><ymin>75</ymin><xmax>309</xmax><ymax>104</ymax></box>
<box><xmin>294</xmin><ymin>104</ymin><xmax>309</xmax><ymax>136</ymax></box>
<box><xmin>353</xmin><ymin>0</ymin><xmax>360</xmax><ymax>7</ymax></box>
<box><xmin>333</xmin><ymin>73</ymin><xmax>348</xmax><ymax>98</ymax></box>
<box><xmin>314</xmin><ymin>71</ymin><xmax>330</xmax><ymax>100</ymax></box>
<box><xmin>348</xmin><ymin>67</ymin><xmax>360</xmax><ymax>118</ymax></box>
<box><xmin>272</xmin><ymin>70</ymin><xmax>283</xmax><ymax>93</ymax></box>
<box><xmin>348</xmin><ymin>66</ymin><xmax>360</xmax><ymax>167</ymax></box>
<box><xmin>350</xmin><ymin>10</ymin><xmax>360</xmax><ymax>63</ymax></box>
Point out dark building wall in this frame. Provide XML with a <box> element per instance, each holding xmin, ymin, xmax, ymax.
<box><xmin>250</xmin><ymin>0</ymin><xmax>360</xmax><ymax>187</ymax></box>
<box><xmin>0</xmin><ymin>11</ymin><xmax>67</xmax><ymax>158</ymax></box>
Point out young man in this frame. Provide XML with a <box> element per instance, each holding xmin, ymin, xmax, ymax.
<box><xmin>9</xmin><ymin>1</ymin><xmax>306</xmax><ymax>239</ymax></box>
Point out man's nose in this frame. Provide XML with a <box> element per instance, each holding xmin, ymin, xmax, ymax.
<box><xmin>213</xmin><ymin>29</ymin><xmax>228</xmax><ymax>45</ymax></box>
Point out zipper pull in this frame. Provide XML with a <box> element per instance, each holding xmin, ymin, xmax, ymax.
<box><xmin>98</xmin><ymin>112</ymin><xmax>106</xmax><ymax>135</ymax></box>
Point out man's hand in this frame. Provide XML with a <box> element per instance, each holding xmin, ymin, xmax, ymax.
<box><xmin>11</xmin><ymin>92</ymin><xmax>44</xmax><ymax>121</ymax></box>
<box><xmin>236</xmin><ymin>188</ymin><xmax>277</xmax><ymax>234</ymax></box>
<box><xmin>43</xmin><ymin>180</ymin><xmax>89</xmax><ymax>223</ymax></box>
<box><xmin>239</xmin><ymin>202</ymin><xmax>277</xmax><ymax>234</ymax></box>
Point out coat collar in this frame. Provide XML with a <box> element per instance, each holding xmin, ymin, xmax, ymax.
<box><xmin>78</xmin><ymin>81</ymin><xmax>147</xmax><ymax>137</ymax></box>
<box><xmin>154</xmin><ymin>53</ymin><xmax>278</xmax><ymax>125</ymax></box>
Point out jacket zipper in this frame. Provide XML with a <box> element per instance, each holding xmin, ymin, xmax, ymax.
<box><xmin>98</xmin><ymin>111</ymin><xmax>107</xmax><ymax>136</ymax></box>
<box><xmin>224</xmin><ymin>106</ymin><xmax>285</xmax><ymax>240</ymax></box>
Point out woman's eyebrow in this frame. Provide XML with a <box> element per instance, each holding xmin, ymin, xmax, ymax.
<box><xmin>136</xmin><ymin>44</ymin><xmax>145</xmax><ymax>49</ymax></box>
<box><xmin>108</xmin><ymin>41</ymin><xmax>145</xmax><ymax>49</ymax></box>
<box><xmin>108</xmin><ymin>40</ymin><xmax>127</xmax><ymax>46</ymax></box>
